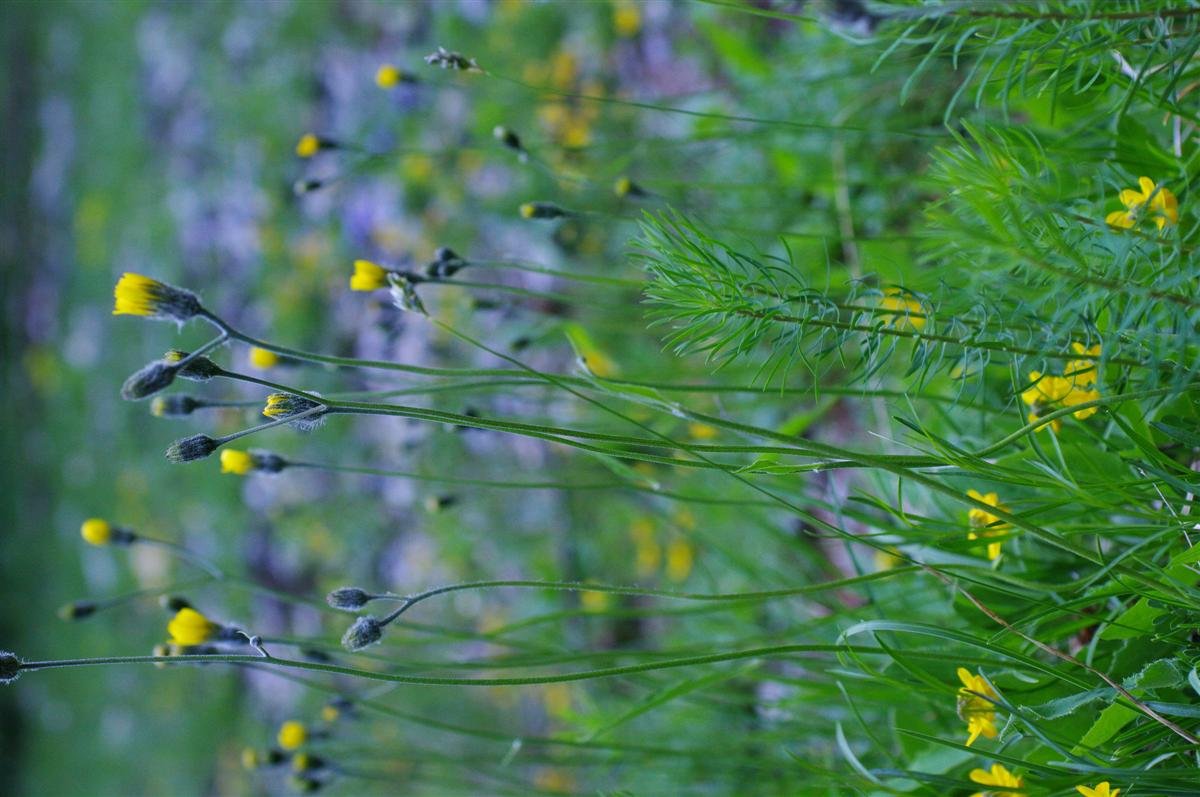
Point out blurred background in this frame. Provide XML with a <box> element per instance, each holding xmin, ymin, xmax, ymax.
<box><xmin>0</xmin><ymin>1</ymin><xmax>944</xmax><ymax>794</ymax></box>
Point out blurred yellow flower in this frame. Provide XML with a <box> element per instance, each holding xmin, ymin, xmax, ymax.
<box><xmin>666</xmin><ymin>538</ymin><xmax>694</xmax><ymax>582</ymax></box>
<box><xmin>277</xmin><ymin>720</ymin><xmax>307</xmax><ymax>750</ymax></box>
<box><xmin>167</xmin><ymin>607</ymin><xmax>218</xmax><ymax>646</ymax></box>
<box><xmin>688</xmin><ymin>422</ymin><xmax>719</xmax><ymax>440</ymax></box>
<box><xmin>80</xmin><ymin>518</ymin><xmax>112</xmax><ymax>546</ymax></box>
<box><xmin>249</xmin><ymin>347</ymin><xmax>279</xmax><ymax>369</ymax></box>
<box><xmin>220</xmin><ymin>449</ymin><xmax>254</xmax><ymax>476</ymax></box>
<box><xmin>957</xmin><ymin>667</ymin><xmax>1000</xmax><ymax>746</ymax></box>
<box><xmin>580</xmin><ymin>589</ymin><xmax>612</xmax><ymax>613</ymax></box>
<box><xmin>969</xmin><ymin>763</ymin><xmax>1023</xmax><ymax>797</ymax></box>
<box><xmin>1076</xmin><ymin>783</ymin><xmax>1119</xmax><ymax>797</ymax></box>
<box><xmin>878</xmin><ymin>289</ymin><xmax>925</xmax><ymax>331</ymax></box>
<box><xmin>967</xmin><ymin>489</ymin><xmax>1008</xmax><ymax>561</ymax></box>
<box><xmin>295</xmin><ymin>133</ymin><xmax>319</xmax><ymax>158</ymax></box>
<box><xmin>375</xmin><ymin>63</ymin><xmax>402</xmax><ymax>88</ymax></box>
<box><xmin>613</xmin><ymin>0</ymin><xmax>642</xmax><ymax>37</ymax></box>
<box><xmin>1106</xmin><ymin>176</ymin><xmax>1178</xmax><ymax>230</ymax></box>
<box><xmin>320</xmin><ymin>703</ymin><xmax>340</xmax><ymax>723</ymax></box>
<box><xmin>350</xmin><ymin>259</ymin><xmax>389</xmax><ymax>291</ymax></box>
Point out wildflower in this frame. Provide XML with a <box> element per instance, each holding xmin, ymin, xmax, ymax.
<box><xmin>688</xmin><ymin>422</ymin><xmax>719</xmax><ymax>440</ymax></box>
<box><xmin>375</xmin><ymin>63</ymin><xmax>411</xmax><ymax>88</ymax></box>
<box><xmin>165</xmin><ymin>434</ymin><xmax>220</xmax><ymax>463</ymax></box>
<box><xmin>957</xmin><ymin>667</ymin><xmax>1000</xmax><ymax>746</ymax></box>
<box><xmin>219</xmin><ymin>449</ymin><xmax>254</xmax><ymax>475</ymax></box>
<box><xmin>969</xmin><ymin>763</ymin><xmax>1023</xmax><ymax>797</ymax></box>
<box><xmin>519</xmin><ymin>201</ymin><xmax>569</xmax><ymax>220</ymax></box>
<box><xmin>57</xmin><ymin>601</ymin><xmax>98</xmax><ymax>620</ymax></box>
<box><xmin>219</xmin><ymin>448</ymin><xmax>288</xmax><ymax>475</ymax></box>
<box><xmin>277</xmin><ymin>720</ymin><xmax>308</xmax><ymax>751</ymax></box>
<box><xmin>0</xmin><ymin>651</ymin><xmax>20</xmax><ymax>685</ymax></box>
<box><xmin>121</xmin><ymin>360</ymin><xmax>177</xmax><ymax>400</ymax></box>
<box><xmin>295</xmin><ymin>133</ymin><xmax>320</xmax><ymax>158</ymax></box>
<box><xmin>241</xmin><ymin>748</ymin><xmax>285</xmax><ymax>770</ymax></box>
<box><xmin>1106</xmin><ymin>176</ymin><xmax>1178</xmax><ymax>230</ymax></box>
<box><xmin>292</xmin><ymin>753</ymin><xmax>326</xmax><ymax>773</ymax></box>
<box><xmin>263</xmin><ymin>392</ymin><xmax>324</xmax><ymax>422</ymax></box>
<box><xmin>167</xmin><ymin>607</ymin><xmax>219</xmax><ymax>646</ymax></box>
<box><xmin>341</xmin><ymin>616</ymin><xmax>383</xmax><ymax>651</ymax></box>
<box><xmin>150</xmin><ymin>395</ymin><xmax>200</xmax><ymax>418</ymax></box>
<box><xmin>249</xmin><ymin>347</ymin><xmax>279</xmax><ymax>369</ymax></box>
<box><xmin>80</xmin><ymin>518</ymin><xmax>136</xmax><ymax>547</ymax></box>
<box><xmin>350</xmin><ymin>259</ymin><xmax>389</xmax><ymax>292</ymax></box>
<box><xmin>164</xmin><ymin>349</ymin><xmax>224</xmax><ymax>381</ymax></box>
<box><xmin>967</xmin><ymin>489</ymin><xmax>1009</xmax><ymax>561</ymax></box>
<box><xmin>666</xmin><ymin>538</ymin><xmax>694</xmax><ymax>582</ymax></box>
<box><xmin>326</xmin><ymin>587</ymin><xmax>374</xmax><ymax>612</ymax></box>
<box><xmin>389</xmin><ymin>275</ymin><xmax>427</xmax><ymax>315</ymax></box>
<box><xmin>613</xmin><ymin>0</ymin><xmax>642</xmax><ymax>37</ymax></box>
<box><xmin>614</xmin><ymin>176</ymin><xmax>647</xmax><ymax>198</ymax></box>
<box><xmin>878</xmin><ymin>288</ymin><xmax>926</xmax><ymax>331</ymax></box>
<box><xmin>320</xmin><ymin>698</ymin><xmax>350</xmax><ymax>723</ymax></box>
<box><xmin>424</xmin><ymin>46</ymin><xmax>480</xmax><ymax>72</ymax></box>
<box><xmin>1076</xmin><ymin>783</ymin><xmax>1119</xmax><ymax>797</ymax></box>
<box><xmin>580</xmin><ymin>589</ymin><xmax>612</xmax><ymax>613</ymax></box>
<box><xmin>493</xmin><ymin>125</ymin><xmax>525</xmax><ymax>155</ymax></box>
<box><xmin>112</xmin><ymin>273</ymin><xmax>203</xmax><ymax>323</ymax></box>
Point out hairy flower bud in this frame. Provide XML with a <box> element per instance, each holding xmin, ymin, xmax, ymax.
<box><xmin>121</xmin><ymin>360</ymin><xmax>177</xmax><ymax>401</ymax></box>
<box><xmin>165</xmin><ymin>434</ymin><xmax>220</xmax><ymax>463</ymax></box>
<box><xmin>0</xmin><ymin>651</ymin><xmax>21</xmax><ymax>685</ymax></box>
<box><xmin>150</xmin><ymin>394</ymin><xmax>201</xmax><ymax>417</ymax></box>
<box><xmin>341</xmin><ymin>616</ymin><xmax>383</xmax><ymax>651</ymax></box>
<box><xmin>163</xmin><ymin>350</ymin><xmax>224</xmax><ymax>381</ymax></box>
<box><xmin>326</xmin><ymin>587</ymin><xmax>374</xmax><ymax>612</ymax></box>
<box><xmin>57</xmin><ymin>601</ymin><xmax>98</xmax><ymax>621</ymax></box>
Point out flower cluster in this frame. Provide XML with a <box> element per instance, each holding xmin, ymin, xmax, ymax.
<box><xmin>1019</xmin><ymin>343</ymin><xmax>1102</xmax><ymax>433</ymax></box>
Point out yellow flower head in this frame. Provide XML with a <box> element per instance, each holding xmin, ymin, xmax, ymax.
<box><xmin>969</xmin><ymin>763</ymin><xmax>1023</xmax><ymax>797</ymax></box>
<box><xmin>666</xmin><ymin>538</ymin><xmax>694</xmax><ymax>582</ymax></box>
<box><xmin>350</xmin><ymin>259</ymin><xmax>389</xmax><ymax>292</ymax></box>
<box><xmin>1106</xmin><ymin>176</ymin><xmax>1179</xmax><ymax>230</ymax></box>
<box><xmin>957</xmin><ymin>667</ymin><xmax>1000</xmax><ymax>746</ymax></box>
<box><xmin>295</xmin><ymin>133</ymin><xmax>320</xmax><ymax>159</ymax></box>
<box><xmin>277</xmin><ymin>720</ymin><xmax>307</xmax><ymax>750</ymax></box>
<box><xmin>688</xmin><ymin>422</ymin><xmax>719</xmax><ymax>440</ymax></box>
<box><xmin>320</xmin><ymin>703</ymin><xmax>340</xmax><ymax>724</ymax></box>
<box><xmin>375</xmin><ymin>63</ymin><xmax>402</xmax><ymax>88</ymax></box>
<box><xmin>80</xmin><ymin>518</ymin><xmax>113</xmax><ymax>546</ymax></box>
<box><xmin>112</xmin><ymin>272</ymin><xmax>201</xmax><ymax>322</ymax></box>
<box><xmin>613</xmin><ymin>0</ymin><xmax>642</xmax><ymax>37</ymax></box>
<box><xmin>879</xmin><ymin>289</ymin><xmax>926</xmax><ymax>331</ymax></box>
<box><xmin>220</xmin><ymin>449</ymin><xmax>254</xmax><ymax>476</ymax></box>
<box><xmin>1064</xmin><ymin>342</ymin><xmax>1101</xmax><ymax>387</ymax></box>
<box><xmin>519</xmin><ymin>202</ymin><xmax>537</xmax><ymax>219</ymax></box>
<box><xmin>614</xmin><ymin>176</ymin><xmax>633</xmax><ymax>197</ymax></box>
<box><xmin>580</xmin><ymin>589</ymin><xmax>612</xmax><ymax>613</ymax></box>
<box><xmin>241</xmin><ymin>748</ymin><xmax>262</xmax><ymax>770</ymax></box>
<box><xmin>966</xmin><ymin>489</ymin><xmax>1009</xmax><ymax>559</ymax></box>
<box><xmin>1076</xmin><ymin>783</ymin><xmax>1119</xmax><ymax>797</ymax></box>
<box><xmin>167</xmin><ymin>607</ymin><xmax>219</xmax><ymax>646</ymax></box>
<box><xmin>249</xmin><ymin>347</ymin><xmax>279</xmax><ymax>369</ymax></box>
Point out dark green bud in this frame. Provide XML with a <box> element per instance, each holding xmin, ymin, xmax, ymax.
<box><xmin>165</xmin><ymin>434</ymin><xmax>220</xmax><ymax>463</ymax></box>
<box><xmin>121</xmin><ymin>361</ymin><xmax>177</xmax><ymax>401</ymax></box>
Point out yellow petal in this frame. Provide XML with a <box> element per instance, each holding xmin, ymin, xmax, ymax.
<box><xmin>1138</xmin><ymin>176</ymin><xmax>1156</xmax><ymax>196</ymax></box>
<box><xmin>1118</xmin><ymin>189</ymin><xmax>1145</xmax><ymax>209</ymax></box>
<box><xmin>1106</xmin><ymin>210</ymin><xmax>1135</xmax><ymax>229</ymax></box>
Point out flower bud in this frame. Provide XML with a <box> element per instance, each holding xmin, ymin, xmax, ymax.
<box><xmin>0</xmin><ymin>651</ymin><xmax>21</xmax><ymax>685</ymax></box>
<box><xmin>121</xmin><ymin>360</ymin><xmax>177</xmax><ymax>400</ymax></box>
<box><xmin>57</xmin><ymin>601</ymin><xmax>98</xmax><ymax>621</ymax></box>
<box><xmin>424</xmin><ymin>46</ymin><xmax>480</xmax><ymax>72</ymax></box>
<box><xmin>341</xmin><ymin>616</ymin><xmax>383</xmax><ymax>651</ymax></box>
<box><xmin>519</xmin><ymin>201</ymin><xmax>569</xmax><ymax>220</ymax></box>
<box><xmin>150</xmin><ymin>394</ymin><xmax>201</xmax><ymax>417</ymax></box>
<box><xmin>113</xmin><ymin>273</ymin><xmax>203</xmax><ymax>324</ymax></box>
<box><xmin>165</xmin><ymin>434</ymin><xmax>220</xmax><ymax>463</ymax></box>
<box><xmin>326</xmin><ymin>587</ymin><xmax>374</xmax><ymax>612</ymax></box>
<box><xmin>163</xmin><ymin>350</ymin><xmax>224</xmax><ymax>381</ymax></box>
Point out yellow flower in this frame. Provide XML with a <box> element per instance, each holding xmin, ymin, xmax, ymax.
<box><xmin>295</xmin><ymin>133</ymin><xmax>319</xmax><ymax>159</ymax></box>
<box><xmin>249</xmin><ymin>347</ymin><xmax>279</xmax><ymax>369</ymax></box>
<box><xmin>878</xmin><ymin>289</ymin><xmax>926</xmax><ymax>331</ymax></box>
<box><xmin>666</xmin><ymin>538</ymin><xmax>694</xmax><ymax>582</ymax></box>
<box><xmin>112</xmin><ymin>272</ymin><xmax>200</xmax><ymax>321</ymax></box>
<box><xmin>220</xmin><ymin>449</ymin><xmax>254</xmax><ymax>476</ymax></box>
<box><xmin>519</xmin><ymin>202</ymin><xmax>537</xmax><ymax>219</ymax></box>
<box><xmin>1076</xmin><ymin>783</ymin><xmax>1119</xmax><ymax>797</ymax></box>
<box><xmin>969</xmin><ymin>763</ymin><xmax>1023</xmax><ymax>797</ymax></box>
<box><xmin>1106</xmin><ymin>176</ymin><xmax>1178</xmax><ymax>230</ymax></box>
<box><xmin>375</xmin><ymin>63</ymin><xmax>402</xmax><ymax>88</ymax></box>
<box><xmin>167</xmin><ymin>607</ymin><xmax>219</xmax><ymax>646</ymax></box>
<box><xmin>350</xmin><ymin>259</ymin><xmax>389</xmax><ymax>291</ymax></box>
<box><xmin>277</xmin><ymin>720</ymin><xmax>307</xmax><ymax>750</ymax></box>
<box><xmin>688</xmin><ymin>422</ymin><xmax>719</xmax><ymax>440</ymax></box>
<box><xmin>1064</xmin><ymin>342</ymin><xmax>1100</xmax><ymax>387</ymax></box>
<box><xmin>967</xmin><ymin>489</ymin><xmax>1008</xmax><ymax>561</ymax></box>
<box><xmin>613</xmin><ymin>0</ymin><xmax>642</xmax><ymax>37</ymax></box>
<box><xmin>80</xmin><ymin>518</ymin><xmax>113</xmax><ymax>546</ymax></box>
<box><xmin>580</xmin><ymin>589</ymin><xmax>612</xmax><ymax>613</ymax></box>
<box><xmin>320</xmin><ymin>703</ymin><xmax>340</xmax><ymax>724</ymax></box>
<box><xmin>957</xmin><ymin>667</ymin><xmax>1000</xmax><ymax>746</ymax></box>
